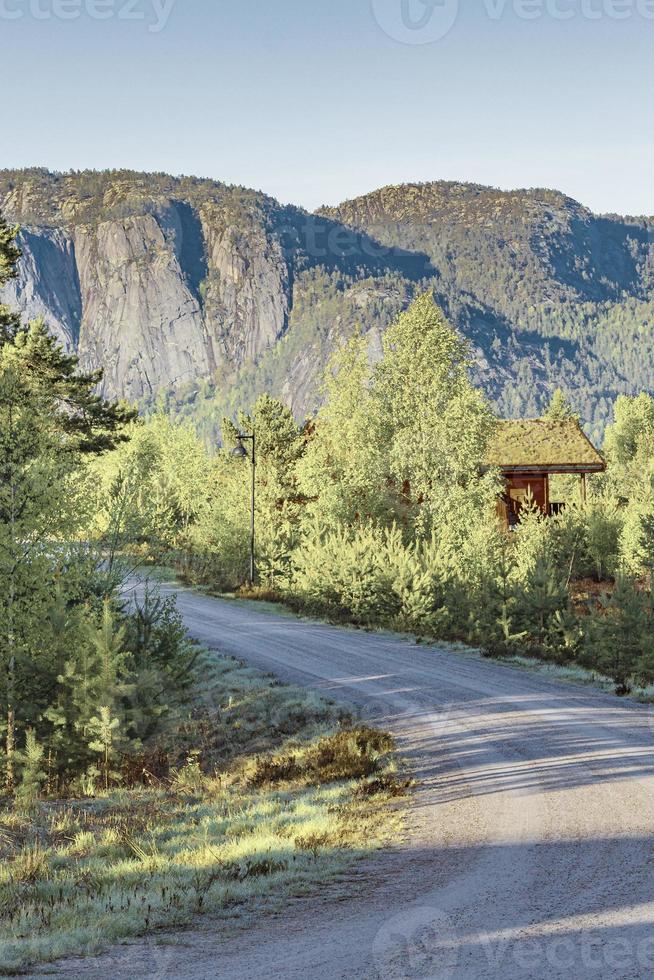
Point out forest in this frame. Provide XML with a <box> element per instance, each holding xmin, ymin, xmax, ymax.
<box><xmin>94</xmin><ymin>300</ymin><xmax>654</xmax><ymax>697</ymax></box>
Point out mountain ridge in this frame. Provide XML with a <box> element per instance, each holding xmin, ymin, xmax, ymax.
<box><xmin>1</xmin><ymin>168</ymin><xmax>652</xmax><ymax>440</ymax></box>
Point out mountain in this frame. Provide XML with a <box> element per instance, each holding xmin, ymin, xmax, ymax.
<box><xmin>1</xmin><ymin>169</ymin><xmax>652</xmax><ymax>441</ymax></box>
<box><xmin>320</xmin><ymin>184</ymin><xmax>654</xmax><ymax>435</ymax></box>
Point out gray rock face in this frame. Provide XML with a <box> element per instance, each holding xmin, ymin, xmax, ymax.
<box><xmin>201</xmin><ymin>214</ymin><xmax>290</xmax><ymax>369</ymax></box>
<box><xmin>2</xmin><ymin>227</ymin><xmax>81</xmax><ymax>350</ymax></box>
<box><xmin>0</xmin><ymin>191</ymin><xmax>293</xmax><ymax>403</ymax></box>
<box><xmin>74</xmin><ymin>208</ymin><xmax>211</xmax><ymax>401</ymax></box>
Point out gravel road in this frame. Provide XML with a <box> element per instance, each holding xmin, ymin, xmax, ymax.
<box><xmin>37</xmin><ymin>583</ymin><xmax>654</xmax><ymax>980</ymax></box>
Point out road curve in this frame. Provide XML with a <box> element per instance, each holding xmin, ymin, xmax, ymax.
<box><xmin>41</xmin><ymin>582</ymin><xmax>654</xmax><ymax>980</ymax></box>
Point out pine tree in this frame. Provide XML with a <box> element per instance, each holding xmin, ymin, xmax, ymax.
<box><xmin>92</xmin><ymin>601</ymin><xmax>133</xmax><ymax>712</ymax></box>
<box><xmin>586</xmin><ymin>577</ymin><xmax>650</xmax><ymax>693</ymax></box>
<box><xmin>387</xmin><ymin>527</ymin><xmax>439</xmax><ymax>633</ymax></box>
<box><xmin>544</xmin><ymin>388</ymin><xmax>580</xmax><ymax>422</ymax></box>
<box><xmin>15</xmin><ymin>729</ymin><xmax>46</xmax><ymax>809</ymax></box>
<box><xmin>0</xmin><ymin>366</ymin><xmax>80</xmax><ymax>793</ymax></box>
<box><xmin>488</xmin><ymin>602</ymin><xmax>529</xmax><ymax>658</ymax></box>
<box><xmin>0</xmin><ymin>214</ymin><xmax>21</xmax><ymax>344</ymax></box>
<box><xmin>0</xmin><ymin>224</ymin><xmax>134</xmax><ymax>452</ymax></box>
<box><xmin>516</xmin><ymin>553</ymin><xmax>570</xmax><ymax>657</ymax></box>
<box><xmin>45</xmin><ymin>601</ymin><xmax>135</xmax><ymax>779</ymax></box>
<box><xmin>9</xmin><ymin>320</ymin><xmax>135</xmax><ymax>453</ymax></box>
<box><xmin>87</xmin><ymin>707</ymin><xmax>123</xmax><ymax>791</ymax></box>
<box><xmin>473</xmin><ymin>541</ymin><xmax>528</xmax><ymax>656</ymax></box>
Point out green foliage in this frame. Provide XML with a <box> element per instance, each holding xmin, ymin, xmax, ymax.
<box><xmin>583</xmin><ymin>577</ymin><xmax>654</xmax><ymax>692</ymax></box>
<box><xmin>602</xmin><ymin>393</ymin><xmax>654</xmax><ymax>506</ymax></box>
<box><xmin>290</xmin><ymin>524</ymin><xmax>399</xmax><ymax>624</ymax></box>
<box><xmin>375</xmin><ymin>293</ymin><xmax>496</xmax><ymax>524</ymax></box>
<box><xmin>37</xmin><ymin>591</ymin><xmax>197</xmax><ymax>791</ymax></box>
<box><xmin>548</xmin><ymin>493</ymin><xmax>623</xmax><ymax>582</ymax></box>
<box><xmin>184</xmin><ymin>396</ymin><xmax>307</xmax><ymax>589</ymax></box>
<box><xmin>0</xmin><ymin>242</ymin><xmax>194</xmax><ymax>793</ymax></box>
<box><xmin>87</xmin><ymin>707</ymin><xmax>124</xmax><ymax>792</ymax></box>
<box><xmin>514</xmin><ymin>553</ymin><xmax>570</xmax><ymax>657</ymax></box>
<box><xmin>87</xmin><ymin>414</ymin><xmax>213</xmax><ymax>569</ymax></box>
<box><xmin>298</xmin><ymin>294</ymin><xmax>497</xmax><ymax>535</ymax></box>
<box><xmin>0</xmin><ymin>362</ymin><xmax>84</xmax><ymax>793</ymax></box>
<box><xmin>584</xmin><ymin>496</ymin><xmax>622</xmax><ymax>581</ymax></box>
<box><xmin>290</xmin><ymin>514</ymin><xmax>505</xmax><ymax>642</ymax></box>
<box><xmin>297</xmin><ymin>332</ymin><xmax>391</xmax><ymax>527</ymax></box>
<box><xmin>15</xmin><ymin>731</ymin><xmax>47</xmax><ymax>810</ymax></box>
<box><xmin>544</xmin><ymin>388</ymin><xmax>580</xmax><ymax>422</ymax></box>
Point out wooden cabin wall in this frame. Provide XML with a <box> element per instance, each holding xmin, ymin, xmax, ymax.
<box><xmin>505</xmin><ymin>473</ymin><xmax>549</xmax><ymax>514</ymax></box>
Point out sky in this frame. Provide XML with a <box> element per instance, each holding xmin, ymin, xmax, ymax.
<box><xmin>0</xmin><ymin>0</ymin><xmax>652</xmax><ymax>215</ymax></box>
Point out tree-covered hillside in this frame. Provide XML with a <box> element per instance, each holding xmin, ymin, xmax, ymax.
<box><xmin>320</xmin><ymin>182</ymin><xmax>654</xmax><ymax>440</ymax></box>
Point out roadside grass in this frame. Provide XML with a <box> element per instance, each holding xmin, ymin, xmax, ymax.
<box><xmin>433</xmin><ymin>639</ymin><xmax>654</xmax><ymax>701</ymax></box>
<box><xmin>490</xmin><ymin>653</ymin><xmax>654</xmax><ymax>702</ymax></box>
<box><xmin>0</xmin><ymin>654</ymin><xmax>407</xmax><ymax>975</ymax></box>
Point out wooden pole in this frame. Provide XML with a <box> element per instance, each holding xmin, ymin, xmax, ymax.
<box><xmin>250</xmin><ymin>433</ymin><xmax>256</xmax><ymax>588</ymax></box>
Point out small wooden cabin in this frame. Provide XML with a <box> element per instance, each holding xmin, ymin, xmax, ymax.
<box><xmin>485</xmin><ymin>419</ymin><xmax>606</xmax><ymax>527</ymax></box>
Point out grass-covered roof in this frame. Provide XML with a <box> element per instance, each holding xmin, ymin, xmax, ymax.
<box><xmin>485</xmin><ymin>419</ymin><xmax>605</xmax><ymax>472</ymax></box>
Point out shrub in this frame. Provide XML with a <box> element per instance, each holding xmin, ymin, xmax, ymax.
<box><xmin>245</xmin><ymin>727</ymin><xmax>394</xmax><ymax>788</ymax></box>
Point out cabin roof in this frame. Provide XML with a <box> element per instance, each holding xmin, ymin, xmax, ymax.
<box><xmin>485</xmin><ymin>419</ymin><xmax>605</xmax><ymax>473</ymax></box>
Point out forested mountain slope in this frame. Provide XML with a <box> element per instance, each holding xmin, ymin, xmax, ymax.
<box><xmin>1</xmin><ymin>170</ymin><xmax>652</xmax><ymax>440</ymax></box>
<box><xmin>320</xmin><ymin>183</ymin><xmax>654</xmax><ymax>437</ymax></box>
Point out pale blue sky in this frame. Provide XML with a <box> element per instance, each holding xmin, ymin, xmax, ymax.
<box><xmin>1</xmin><ymin>0</ymin><xmax>652</xmax><ymax>215</ymax></box>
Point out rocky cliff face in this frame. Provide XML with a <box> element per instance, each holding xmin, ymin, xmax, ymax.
<box><xmin>199</xmin><ymin>206</ymin><xmax>291</xmax><ymax>369</ymax></box>
<box><xmin>0</xmin><ymin>170</ymin><xmax>652</xmax><ymax>437</ymax></box>
<box><xmin>0</xmin><ymin>171</ymin><xmax>297</xmax><ymax>403</ymax></box>
<box><xmin>74</xmin><ymin>210</ymin><xmax>209</xmax><ymax>400</ymax></box>
<box><xmin>3</xmin><ymin>226</ymin><xmax>81</xmax><ymax>350</ymax></box>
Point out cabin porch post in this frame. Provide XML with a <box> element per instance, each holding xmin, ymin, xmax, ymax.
<box><xmin>544</xmin><ymin>472</ymin><xmax>550</xmax><ymax>516</ymax></box>
<box><xmin>580</xmin><ymin>472</ymin><xmax>587</xmax><ymax>505</ymax></box>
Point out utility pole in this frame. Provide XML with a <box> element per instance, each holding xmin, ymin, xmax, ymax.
<box><xmin>232</xmin><ymin>432</ymin><xmax>256</xmax><ymax>587</ymax></box>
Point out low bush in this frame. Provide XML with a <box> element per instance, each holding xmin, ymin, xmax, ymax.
<box><xmin>245</xmin><ymin>726</ymin><xmax>394</xmax><ymax>789</ymax></box>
